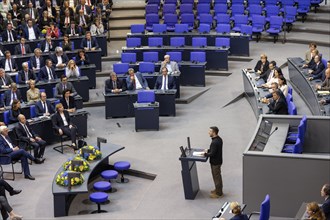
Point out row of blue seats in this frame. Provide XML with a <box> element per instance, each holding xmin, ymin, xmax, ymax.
<box><xmin>146</xmin><ymin>0</ymin><xmax>313</xmax><ymax>6</ymax></box>
<box><xmin>282</xmin><ymin>115</ymin><xmax>307</xmax><ymax>153</ymax></box>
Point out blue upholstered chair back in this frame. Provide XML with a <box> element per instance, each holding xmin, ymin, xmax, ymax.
<box><xmin>260</xmin><ymin>194</ymin><xmax>270</xmax><ymax>220</ymax></box>
<box><xmin>30</xmin><ymin>105</ymin><xmax>36</xmax><ymax>118</ymax></box>
<box><xmin>137</xmin><ymin>90</ymin><xmax>155</xmax><ymax>103</ymax></box>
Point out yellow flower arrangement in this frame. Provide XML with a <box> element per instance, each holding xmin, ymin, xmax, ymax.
<box><xmin>63</xmin><ymin>156</ymin><xmax>90</xmax><ymax>172</ymax></box>
<box><xmin>56</xmin><ymin>171</ymin><xmax>84</xmax><ymax>187</ymax></box>
<box><xmin>77</xmin><ymin>145</ymin><xmax>102</xmax><ymax>161</ymax></box>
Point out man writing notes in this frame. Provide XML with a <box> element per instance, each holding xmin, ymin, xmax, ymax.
<box><xmin>154</xmin><ymin>67</ymin><xmax>176</xmax><ymax>90</ymax></box>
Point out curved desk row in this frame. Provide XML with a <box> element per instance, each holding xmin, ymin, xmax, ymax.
<box><xmin>52</xmin><ymin>143</ymin><xmax>125</xmax><ymax>217</ymax></box>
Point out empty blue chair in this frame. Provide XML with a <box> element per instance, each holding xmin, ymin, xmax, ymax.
<box><xmin>15</xmin><ymin>74</ymin><xmax>19</xmax><ymax>83</ymax></box>
<box><xmin>89</xmin><ymin>192</ymin><xmax>108</xmax><ymax>213</ymax></box>
<box><xmin>199</xmin><ymin>0</ymin><xmax>212</xmax><ymax>4</ymax></box>
<box><xmin>288</xmin><ymin>101</ymin><xmax>297</xmax><ymax>115</ymax></box>
<box><xmin>174</xmin><ymin>23</ymin><xmax>189</xmax><ymax>33</ymax></box>
<box><xmin>30</xmin><ymin>105</ymin><xmax>36</xmax><ymax>118</ymax></box>
<box><xmin>215</xmin><ymin>37</ymin><xmax>230</xmax><ymax>48</ymax></box>
<box><xmin>164</xmin><ymin>0</ymin><xmax>178</xmax><ymax>5</ymax></box>
<box><xmin>266</xmin><ymin>16</ymin><xmax>283</xmax><ymax>43</ymax></box>
<box><xmin>246</xmin><ymin>0</ymin><xmax>262</xmax><ymax>9</ymax></box>
<box><xmin>198</xmin><ymin>24</ymin><xmax>211</xmax><ymax>33</ymax></box>
<box><xmin>214</xmin><ymin>0</ymin><xmax>228</xmax><ymax>4</ymax></box>
<box><xmin>216</xmin><ymin>24</ymin><xmax>231</xmax><ymax>34</ymax></box>
<box><xmin>263</xmin><ymin>0</ymin><xmax>279</xmax><ymax>7</ymax></box>
<box><xmin>288</xmin><ymin>86</ymin><xmax>293</xmax><ymax>95</ymax></box>
<box><xmin>280</xmin><ymin>0</ymin><xmax>295</xmax><ymax>9</ymax></box>
<box><xmin>232</xmin><ymin>14</ymin><xmax>249</xmax><ymax>32</ymax></box>
<box><xmin>180</xmin><ymin>4</ymin><xmax>193</xmax><ymax>16</ymax></box>
<box><xmin>121</xmin><ymin>53</ymin><xmax>136</xmax><ymax>63</ymax></box>
<box><xmin>286</xmin><ymin>118</ymin><xmax>307</xmax><ymax>145</ymax></box>
<box><xmin>131</xmin><ymin>24</ymin><xmax>145</xmax><ymax>33</ymax></box>
<box><xmin>94</xmin><ymin>181</ymin><xmax>111</xmax><ymax>192</ymax></box>
<box><xmin>190</xmin><ymin>52</ymin><xmax>206</xmax><ymax>63</ymax></box>
<box><xmin>251</xmin><ymin>15</ymin><xmax>266</xmax><ymax>41</ymax></box>
<box><xmin>148</xmin><ymin>37</ymin><xmax>163</xmax><ymax>47</ymax></box>
<box><xmin>164</xmin><ymin>14</ymin><xmax>178</xmax><ymax>31</ymax></box>
<box><xmin>126</xmin><ymin>38</ymin><xmax>141</xmax><ymax>47</ymax></box>
<box><xmin>213</xmin><ymin>3</ymin><xmax>228</xmax><ymax>19</ymax></box>
<box><xmin>152</xmin><ymin>24</ymin><xmax>167</xmax><ymax>33</ymax></box>
<box><xmin>147</xmin><ymin>0</ymin><xmax>161</xmax><ymax>5</ymax></box>
<box><xmin>231</xmin><ymin>0</ymin><xmax>244</xmax><ymax>6</ymax></box>
<box><xmin>283</xmin><ymin>6</ymin><xmax>297</xmax><ymax>32</ymax></box>
<box><xmin>297</xmin><ymin>0</ymin><xmax>311</xmax><ymax>22</ymax></box>
<box><xmin>241</xmin><ymin>24</ymin><xmax>253</xmax><ymax>37</ymax></box>
<box><xmin>282</xmin><ymin>137</ymin><xmax>302</xmax><ymax>153</ymax></box>
<box><xmin>101</xmin><ymin>170</ymin><xmax>118</xmax><ymax>192</ymax></box>
<box><xmin>192</xmin><ymin>37</ymin><xmax>207</xmax><ymax>47</ymax></box>
<box><xmin>39</xmin><ymin>89</ymin><xmax>45</xmax><ymax>93</ymax></box>
<box><xmin>143</xmin><ymin>52</ymin><xmax>159</xmax><ymax>62</ymax></box>
<box><xmin>170</xmin><ymin>37</ymin><xmax>185</xmax><ymax>47</ymax></box>
<box><xmin>231</xmin><ymin>5</ymin><xmax>245</xmax><ymax>19</ymax></box>
<box><xmin>248</xmin><ymin>4</ymin><xmax>263</xmax><ymax>21</ymax></box>
<box><xmin>286</xmin><ymin>93</ymin><xmax>293</xmax><ymax>104</ymax></box>
<box><xmin>181</xmin><ymin>14</ymin><xmax>195</xmax><ymax>30</ymax></box>
<box><xmin>196</xmin><ymin>4</ymin><xmax>210</xmax><ymax>19</ymax></box>
<box><xmin>113</xmin><ymin>63</ymin><xmax>129</xmax><ymax>74</ymax></box>
<box><xmin>137</xmin><ymin>91</ymin><xmax>155</xmax><ymax>103</ymax></box>
<box><xmin>166</xmin><ymin>52</ymin><xmax>182</xmax><ymax>62</ymax></box>
<box><xmin>139</xmin><ymin>62</ymin><xmax>155</xmax><ymax>73</ymax></box>
<box><xmin>311</xmin><ymin>0</ymin><xmax>323</xmax><ymax>12</ymax></box>
<box><xmin>199</xmin><ymin>14</ymin><xmax>213</xmax><ymax>28</ymax></box>
<box><xmin>146</xmin><ymin>14</ymin><xmax>160</xmax><ymax>31</ymax></box>
<box><xmin>163</xmin><ymin>4</ymin><xmax>177</xmax><ymax>16</ymax></box>
<box><xmin>3</xmin><ymin>111</ymin><xmax>10</xmax><ymax>125</ymax></box>
<box><xmin>146</xmin><ymin>4</ymin><xmax>158</xmax><ymax>14</ymax></box>
<box><xmin>215</xmin><ymin>14</ymin><xmax>230</xmax><ymax>25</ymax></box>
<box><xmin>265</xmin><ymin>5</ymin><xmax>280</xmax><ymax>22</ymax></box>
<box><xmin>181</xmin><ymin>0</ymin><xmax>194</xmax><ymax>4</ymax></box>
<box><xmin>260</xmin><ymin>195</ymin><xmax>271</xmax><ymax>220</ymax></box>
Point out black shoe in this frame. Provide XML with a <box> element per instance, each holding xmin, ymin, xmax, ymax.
<box><xmin>10</xmin><ymin>189</ymin><xmax>22</xmax><ymax>196</ymax></box>
<box><xmin>34</xmin><ymin>158</ymin><xmax>45</xmax><ymax>164</ymax></box>
<box><xmin>24</xmin><ymin>175</ymin><xmax>35</xmax><ymax>180</ymax></box>
<box><xmin>71</xmin><ymin>144</ymin><xmax>78</xmax><ymax>150</ymax></box>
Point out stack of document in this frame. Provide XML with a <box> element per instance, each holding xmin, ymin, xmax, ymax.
<box><xmin>193</xmin><ymin>151</ymin><xmax>205</xmax><ymax>157</ymax></box>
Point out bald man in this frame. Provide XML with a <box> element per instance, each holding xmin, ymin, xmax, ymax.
<box><xmin>160</xmin><ymin>55</ymin><xmax>180</xmax><ymax>75</ymax></box>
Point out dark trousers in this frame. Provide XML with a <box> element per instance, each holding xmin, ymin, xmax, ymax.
<box><xmin>211</xmin><ymin>164</ymin><xmax>223</xmax><ymax>196</ymax></box>
<box><xmin>8</xmin><ymin>149</ymin><xmax>34</xmax><ymax>176</ymax></box>
<box><xmin>0</xmin><ymin>179</ymin><xmax>14</xmax><ymax>197</ymax></box>
<box><xmin>31</xmin><ymin>139</ymin><xmax>47</xmax><ymax>158</ymax></box>
<box><xmin>62</xmin><ymin>126</ymin><xmax>77</xmax><ymax>144</ymax></box>
<box><xmin>0</xmin><ymin>196</ymin><xmax>13</xmax><ymax>219</ymax></box>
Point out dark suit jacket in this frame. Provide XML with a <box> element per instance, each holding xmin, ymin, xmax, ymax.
<box><xmin>31</xmin><ymin>0</ymin><xmax>45</xmax><ymax>8</ymax></box>
<box><xmin>126</xmin><ymin>72</ymin><xmax>149</xmax><ymax>90</ymax></box>
<box><xmin>3</xmin><ymin>90</ymin><xmax>23</xmax><ymax>106</ymax></box>
<box><xmin>8</xmin><ymin>10</ymin><xmax>22</xmax><ymax>21</ymax></box>
<box><xmin>268</xmin><ymin>97</ymin><xmax>288</xmax><ymax>115</ymax></box>
<box><xmin>60</xmin><ymin>96</ymin><xmax>76</xmax><ymax>109</ymax></box>
<box><xmin>39</xmin><ymin>66</ymin><xmax>57</xmax><ymax>81</ymax></box>
<box><xmin>40</xmin><ymin>40</ymin><xmax>56</xmax><ymax>52</ymax></box>
<box><xmin>1</xmin><ymin>30</ymin><xmax>18</xmax><ymax>42</ymax></box>
<box><xmin>80</xmin><ymin>37</ymin><xmax>99</xmax><ymax>49</ymax></box>
<box><xmin>322</xmin><ymin>197</ymin><xmax>330</xmax><ymax>220</ymax></box>
<box><xmin>75</xmin><ymin>4</ymin><xmax>92</xmax><ymax>14</ymax></box>
<box><xmin>311</xmin><ymin>62</ymin><xmax>325</xmax><ymax>76</ymax></box>
<box><xmin>29</xmin><ymin>56</ymin><xmax>45</xmax><ymax>69</ymax></box>
<box><xmin>0</xmin><ymin>58</ymin><xmax>19</xmax><ymax>71</ymax></box>
<box><xmin>254</xmin><ymin>60</ymin><xmax>269</xmax><ymax>75</ymax></box>
<box><xmin>55</xmin><ymin>82</ymin><xmax>77</xmax><ymax>98</ymax></box>
<box><xmin>60</xmin><ymin>15</ymin><xmax>74</xmax><ymax>28</ymax></box>
<box><xmin>52</xmin><ymin>110</ymin><xmax>72</xmax><ymax>130</ymax></box>
<box><xmin>14</xmin><ymin>44</ymin><xmax>32</xmax><ymax>55</ymax></box>
<box><xmin>50</xmin><ymin>54</ymin><xmax>69</xmax><ymax>67</ymax></box>
<box><xmin>15</xmin><ymin>122</ymin><xmax>38</xmax><ymax>149</ymax></box>
<box><xmin>18</xmin><ymin>69</ymin><xmax>37</xmax><ymax>84</ymax></box>
<box><xmin>0</xmin><ymin>135</ymin><xmax>15</xmax><ymax>155</ymax></box>
<box><xmin>60</xmin><ymin>8</ymin><xmax>74</xmax><ymax>17</ymax></box>
<box><xmin>35</xmin><ymin>100</ymin><xmax>55</xmax><ymax>116</ymax></box>
<box><xmin>75</xmin><ymin>14</ymin><xmax>91</xmax><ymax>27</ymax></box>
<box><xmin>230</xmin><ymin>214</ymin><xmax>249</xmax><ymax>220</ymax></box>
<box><xmin>75</xmin><ymin>53</ymin><xmax>90</xmax><ymax>65</ymax></box>
<box><xmin>154</xmin><ymin>75</ymin><xmax>176</xmax><ymax>89</ymax></box>
<box><xmin>42</xmin><ymin>6</ymin><xmax>56</xmax><ymax>17</ymax></box>
<box><xmin>105</xmin><ymin>78</ymin><xmax>127</xmax><ymax>93</ymax></box>
<box><xmin>65</xmin><ymin>26</ymin><xmax>85</xmax><ymax>36</ymax></box>
<box><xmin>23</xmin><ymin>25</ymin><xmax>41</xmax><ymax>40</ymax></box>
<box><xmin>0</xmin><ymin>74</ymin><xmax>14</xmax><ymax>88</ymax></box>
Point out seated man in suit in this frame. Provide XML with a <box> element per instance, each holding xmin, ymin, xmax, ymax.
<box><xmin>321</xmin><ymin>183</ymin><xmax>330</xmax><ymax>220</ymax></box>
<box><xmin>160</xmin><ymin>55</ymin><xmax>181</xmax><ymax>74</ymax></box>
<box><xmin>0</xmin><ymin>68</ymin><xmax>13</xmax><ymax>89</ymax></box>
<box><xmin>61</xmin><ymin>9</ymin><xmax>74</xmax><ymax>33</ymax></box>
<box><xmin>0</xmin><ymin>126</ymin><xmax>44</xmax><ymax>180</ymax></box>
<box><xmin>18</xmin><ymin>62</ymin><xmax>37</xmax><ymax>84</ymax></box>
<box><xmin>303</xmin><ymin>49</ymin><xmax>319</xmax><ymax>69</ymax></box>
<box><xmin>14</xmin><ymin>38</ymin><xmax>32</xmax><ymax>55</ymax></box>
<box><xmin>80</xmin><ymin>31</ymin><xmax>99</xmax><ymax>51</ymax></box>
<box><xmin>105</xmin><ymin>72</ymin><xmax>126</xmax><ymax>93</ymax></box>
<box><xmin>316</xmin><ymin>68</ymin><xmax>330</xmax><ymax>92</ymax></box>
<box><xmin>308</xmin><ymin>55</ymin><xmax>325</xmax><ymax>76</ymax></box>
<box><xmin>154</xmin><ymin>67</ymin><xmax>176</xmax><ymax>90</ymax></box>
<box><xmin>35</xmin><ymin>92</ymin><xmax>55</xmax><ymax>116</ymax></box>
<box><xmin>66</xmin><ymin>21</ymin><xmax>85</xmax><ymax>37</ymax></box>
<box><xmin>55</xmin><ymin>75</ymin><xmax>77</xmax><ymax>98</ymax></box>
<box><xmin>304</xmin><ymin>42</ymin><xmax>317</xmax><ymax>63</ymax></box>
<box><xmin>126</xmin><ymin>68</ymin><xmax>149</xmax><ymax>90</ymax></box>
<box><xmin>24</xmin><ymin>2</ymin><xmax>39</xmax><ymax>23</ymax></box>
<box><xmin>256</xmin><ymin>60</ymin><xmax>276</xmax><ymax>82</ymax></box>
<box><xmin>3</xmin><ymin>83</ymin><xmax>23</xmax><ymax>106</ymax></box>
<box><xmin>264</xmin><ymin>90</ymin><xmax>288</xmax><ymax>115</ymax></box>
<box><xmin>15</xmin><ymin>114</ymin><xmax>46</xmax><ymax>160</ymax></box>
<box><xmin>0</xmin><ymin>23</ymin><xmax>17</xmax><ymax>42</ymax></box>
<box><xmin>60</xmin><ymin>89</ymin><xmax>76</xmax><ymax>113</ymax></box>
<box><xmin>0</xmin><ymin>51</ymin><xmax>18</xmax><ymax>72</ymax></box>
<box><xmin>23</xmin><ymin>19</ymin><xmax>41</xmax><ymax>40</ymax></box>
<box><xmin>40</xmin><ymin>35</ymin><xmax>55</xmax><ymax>53</ymax></box>
<box><xmin>39</xmin><ymin>59</ymin><xmax>57</xmax><ymax>81</ymax></box>
<box><xmin>29</xmin><ymin>48</ymin><xmax>45</xmax><ymax>71</ymax></box>
<box><xmin>52</xmin><ymin>103</ymin><xmax>77</xmax><ymax>149</ymax></box>
<box><xmin>309</xmin><ymin>60</ymin><xmax>329</xmax><ymax>81</ymax></box>
<box><xmin>50</xmin><ymin>47</ymin><xmax>69</xmax><ymax>69</ymax></box>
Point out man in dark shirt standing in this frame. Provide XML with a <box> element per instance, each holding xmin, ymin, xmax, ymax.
<box><xmin>204</xmin><ymin>126</ymin><xmax>223</xmax><ymax>198</ymax></box>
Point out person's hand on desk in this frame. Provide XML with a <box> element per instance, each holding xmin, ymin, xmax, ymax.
<box><xmin>35</xmin><ymin>137</ymin><xmax>42</xmax><ymax>141</ymax></box>
<box><xmin>69</xmin><ymin>125</ymin><xmax>73</xmax><ymax>129</ymax></box>
<box><xmin>146</xmin><ymin>87</ymin><xmax>150</xmax><ymax>90</ymax></box>
<box><xmin>68</xmin><ymin>108</ymin><xmax>76</xmax><ymax>113</ymax></box>
<box><xmin>44</xmin><ymin>112</ymin><xmax>50</xmax><ymax>116</ymax></box>
<box><xmin>112</xmin><ymin>89</ymin><xmax>122</xmax><ymax>93</ymax></box>
<box><xmin>308</xmin><ymin>77</ymin><xmax>314</xmax><ymax>81</ymax></box>
<box><xmin>308</xmin><ymin>69</ymin><xmax>313</xmax><ymax>74</ymax></box>
<box><xmin>260</xmin><ymin>97</ymin><xmax>268</xmax><ymax>104</ymax></box>
<box><xmin>315</xmin><ymin>85</ymin><xmax>321</xmax><ymax>90</ymax></box>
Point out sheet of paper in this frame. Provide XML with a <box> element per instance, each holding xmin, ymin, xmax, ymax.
<box><xmin>193</xmin><ymin>151</ymin><xmax>205</xmax><ymax>157</ymax></box>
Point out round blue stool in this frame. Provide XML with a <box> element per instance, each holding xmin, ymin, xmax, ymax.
<box><xmin>114</xmin><ymin>161</ymin><xmax>131</xmax><ymax>183</ymax></box>
<box><xmin>89</xmin><ymin>192</ymin><xmax>108</xmax><ymax>213</ymax></box>
<box><xmin>94</xmin><ymin>181</ymin><xmax>111</xmax><ymax>191</ymax></box>
<box><xmin>101</xmin><ymin>170</ymin><xmax>118</xmax><ymax>192</ymax></box>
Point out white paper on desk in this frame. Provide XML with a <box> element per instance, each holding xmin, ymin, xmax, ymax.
<box><xmin>193</xmin><ymin>151</ymin><xmax>205</xmax><ymax>157</ymax></box>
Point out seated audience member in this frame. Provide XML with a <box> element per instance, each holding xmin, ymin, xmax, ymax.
<box><xmin>257</xmin><ymin>60</ymin><xmax>276</xmax><ymax>82</ymax></box>
<box><xmin>60</xmin><ymin>89</ymin><xmax>76</xmax><ymax>113</ymax></box>
<box><xmin>309</xmin><ymin>60</ymin><xmax>329</xmax><ymax>81</ymax></box>
<box><xmin>303</xmin><ymin>49</ymin><xmax>319</xmax><ymax>69</ymax></box>
<box><xmin>23</xmin><ymin>19</ymin><xmax>41</xmax><ymax>40</ymax></box>
<box><xmin>154</xmin><ymin>67</ymin><xmax>176</xmax><ymax>90</ymax></box>
<box><xmin>18</xmin><ymin>62</ymin><xmax>37</xmax><ymax>84</ymax></box>
<box><xmin>66</xmin><ymin>21</ymin><xmax>85</xmax><ymax>36</ymax></box>
<box><xmin>14</xmin><ymin>37</ymin><xmax>32</xmax><ymax>55</ymax></box>
<box><xmin>90</xmin><ymin>18</ymin><xmax>104</xmax><ymax>36</ymax></box>
<box><xmin>0</xmin><ymin>179</ymin><xmax>23</xmax><ymax>220</ymax></box>
<box><xmin>265</xmin><ymin>90</ymin><xmax>288</xmax><ymax>115</ymax></box>
<box><xmin>1</xmin><ymin>23</ymin><xmax>17</xmax><ymax>42</ymax></box>
<box><xmin>55</xmin><ymin>75</ymin><xmax>77</xmax><ymax>98</ymax></box>
<box><xmin>262</xmin><ymin>67</ymin><xmax>282</xmax><ymax>89</ymax></box>
<box><xmin>39</xmin><ymin>59</ymin><xmax>57</xmax><ymax>81</ymax></box>
<box><xmin>0</xmin><ymin>125</ymin><xmax>44</xmax><ymax>180</ymax></box>
<box><xmin>35</xmin><ymin>92</ymin><xmax>55</xmax><ymax>116</ymax></box>
<box><xmin>160</xmin><ymin>55</ymin><xmax>181</xmax><ymax>74</ymax></box>
<box><xmin>29</xmin><ymin>48</ymin><xmax>45</xmax><ymax>71</ymax></box>
<box><xmin>0</xmin><ymin>51</ymin><xmax>18</xmax><ymax>72</ymax></box>
<box><xmin>0</xmin><ymin>68</ymin><xmax>13</xmax><ymax>89</ymax></box>
<box><xmin>4</xmin><ymin>13</ymin><xmax>18</xmax><ymax>31</ymax></box>
<box><xmin>80</xmin><ymin>31</ymin><xmax>99</xmax><ymax>51</ymax></box>
<box><xmin>32</xmin><ymin>0</ymin><xmax>43</xmax><ymax>10</ymax></box>
<box><xmin>261</xmin><ymin>82</ymin><xmax>286</xmax><ymax>101</ymax></box>
<box><xmin>60</xmin><ymin>9</ymin><xmax>74</xmax><ymax>32</ymax></box>
<box><xmin>75</xmin><ymin>0</ymin><xmax>92</xmax><ymax>16</ymax></box>
<box><xmin>26</xmin><ymin>80</ymin><xmax>40</xmax><ymax>104</ymax></box>
<box><xmin>15</xmin><ymin>114</ymin><xmax>46</xmax><ymax>159</ymax></box>
<box><xmin>94</xmin><ymin>6</ymin><xmax>107</xmax><ymax>28</ymax></box>
<box><xmin>61</xmin><ymin>35</ymin><xmax>72</xmax><ymax>52</ymax></box>
<box><xmin>65</xmin><ymin>60</ymin><xmax>80</xmax><ymax>78</ymax></box>
<box><xmin>254</xmin><ymin>54</ymin><xmax>269</xmax><ymax>76</ymax></box>
<box><xmin>126</xmin><ymin>68</ymin><xmax>149</xmax><ymax>90</ymax></box>
<box><xmin>278</xmin><ymin>75</ymin><xmax>289</xmax><ymax>97</ymax></box>
<box><xmin>75</xmin><ymin>49</ymin><xmax>90</xmax><ymax>66</ymax></box>
<box><xmin>39</xmin><ymin>11</ymin><xmax>53</xmax><ymax>30</ymax></box>
<box><xmin>105</xmin><ymin>72</ymin><xmax>126</xmax><ymax>93</ymax></box>
<box><xmin>3</xmin><ymin>83</ymin><xmax>22</xmax><ymax>106</ymax></box>
<box><xmin>9</xmin><ymin>99</ymin><xmax>22</xmax><ymax>123</ymax></box>
<box><xmin>0</xmin><ymin>44</ymin><xmax>5</xmax><ymax>57</ymax></box>
<box><xmin>321</xmin><ymin>183</ymin><xmax>330</xmax><ymax>220</ymax></box>
<box><xmin>40</xmin><ymin>35</ymin><xmax>55</xmax><ymax>53</ymax></box>
<box><xmin>60</xmin><ymin>1</ymin><xmax>74</xmax><ymax>18</ymax></box>
<box><xmin>98</xmin><ymin>0</ymin><xmax>113</xmax><ymax>18</ymax></box>
<box><xmin>308</xmin><ymin>55</ymin><xmax>325</xmax><ymax>76</ymax></box>
<box><xmin>76</xmin><ymin>9</ymin><xmax>90</xmax><ymax>31</ymax></box>
<box><xmin>46</xmin><ymin>22</ymin><xmax>59</xmax><ymax>38</ymax></box>
<box><xmin>0</xmin><ymin>0</ymin><xmax>12</xmax><ymax>19</ymax></box>
<box><xmin>306</xmin><ymin>202</ymin><xmax>326</xmax><ymax>220</ymax></box>
<box><xmin>42</xmin><ymin>0</ymin><xmax>56</xmax><ymax>19</ymax></box>
<box><xmin>219</xmin><ymin>202</ymin><xmax>248</xmax><ymax>220</ymax></box>
<box><xmin>50</xmin><ymin>47</ymin><xmax>69</xmax><ymax>69</ymax></box>
<box><xmin>52</xmin><ymin>103</ymin><xmax>77</xmax><ymax>149</ymax></box>
<box><xmin>9</xmin><ymin>3</ymin><xmax>21</xmax><ymax>22</ymax></box>
<box><xmin>305</xmin><ymin>42</ymin><xmax>317</xmax><ymax>63</ymax></box>
<box><xmin>24</xmin><ymin>2</ymin><xmax>39</xmax><ymax>23</ymax></box>
<box><xmin>316</xmin><ymin>69</ymin><xmax>330</xmax><ymax>91</ymax></box>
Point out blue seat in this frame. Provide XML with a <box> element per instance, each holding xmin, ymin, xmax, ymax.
<box><xmin>152</xmin><ymin>24</ymin><xmax>167</xmax><ymax>33</ymax></box>
<box><xmin>297</xmin><ymin>0</ymin><xmax>311</xmax><ymax>22</ymax></box>
<box><xmin>265</xmin><ymin>5</ymin><xmax>280</xmax><ymax>22</ymax></box>
<box><xmin>198</xmin><ymin>24</ymin><xmax>211</xmax><ymax>33</ymax></box>
<box><xmin>190</xmin><ymin>52</ymin><xmax>206</xmax><ymax>63</ymax></box>
<box><xmin>170</xmin><ymin>37</ymin><xmax>185</xmax><ymax>47</ymax></box>
<box><xmin>146</xmin><ymin>4</ymin><xmax>158</xmax><ymax>14</ymax></box>
<box><xmin>181</xmin><ymin>14</ymin><xmax>195</xmax><ymax>30</ymax></box>
<box><xmin>3</xmin><ymin>111</ymin><xmax>10</xmax><ymax>125</ymax></box>
<box><xmin>263</xmin><ymin>0</ymin><xmax>279</xmax><ymax>7</ymax></box>
<box><xmin>148</xmin><ymin>37</ymin><xmax>163</xmax><ymax>47</ymax></box>
<box><xmin>147</xmin><ymin>0</ymin><xmax>161</xmax><ymax>5</ymax></box>
<box><xmin>39</xmin><ymin>89</ymin><xmax>45</xmax><ymax>93</ymax></box>
<box><xmin>213</xmin><ymin>3</ymin><xmax>228</xmax><ymax>19</ymax></box>
<box><xmin>286</xmin><ymin>117</ymin><xmax>307</xmax><ymax>146</ymax></box>
<box><xmin>215</xmin><ymin>14</ymin><xmax>230</xmax><ymax>25</ymax></box>
<box><xmin>89</xmin><ymin>192</ymin><xmax>108</xmax><ymax>213</ymax></box>
<box><xmin>251</xmin><ymin>15</ymin><xmax>266</xmax><ymax>41</ymax></box>
<box><xmin>266</xmin><ymin>15</ymin><xmax>283</xmax><ymax>43</ymax></box>
<box><xmin>215</xmin><ymin>37</ymin><xmax>230</xmax><ymax>48</ymax></box>
<box><xmin>164</xmin><ymin>0</ymin><xmax>178</xmax><ymax>5</ymax></box>
<box><xmin>30</xmin><ymin>105</ymin><xmax>36</xmax><ymax>118</ymax></box>
<box><xmin>196</xmin><ymin>4</ymin><xmax>210</xmax><ymax>19</ymax></box>
<box><xmin>126</xmin><ymin>38</ymin><xmax>141</xmax><ymax>47</ymax></box>
<box><xmin>286</xmin><ymin>93</ymin><xmax>293</xmax><ymax>104</ymax></box>
<box><xmin>192</xmin><ymin>37</ymin><xmax>207</xmax><ymax>47</ymax></box>
<box><xmin>174</xmin><ymin>23</ymin><xmax>189</xmax><ymax>33</ymax></box>
<box><xmin>288</xmin><ymin>101</ymin><xmax>297</xmax><ymax>115</ymax></box>
<box><xmin>241</xmin><ymin>24</ymin><xmax>253</xmax><ymax>37</ymax></box>
<box><xmin>94</xmin><ymin>181</ymin><xmax>111</xmax><ymax>191</ymax></box>
<box><xmin>166</xmin><ymin>52</ymin><xmax>182</xmax><ymax>62</ymax></box>
<box><xmin>280</xmin><ymin>0</ymin><xmax>295</xmax><ymax>9</ymax></box>
<box><xmin>199</xmin><ymin>0</ymin><xmax>212</xmax><ymax>4</ymax></box>
<box><xmin>288</xmin><ymin>86</ymin><xmax>293</xmax><ymax>95</ymax></box>
<box><xmin>246</xmin><ymin>0</ymin><xmax>262</xmax><ymax>9</ymax></box>
<box><xmin>181</xmin><ymin>0</ymin><xmax>194</xmax><ymax>4</ymax></box>
<box><xmin>282</xmin><ymin>137</ymin><xmax>302</xmax><ymax>153</ymax></box>
<box><xmin>248</xmin><ymin>4</ymin><xmax>263</xmax><ymax>21</ymax></box>
<box><xmin>311</xmin><ymin>0</ymin><xmax>323</xmax><ymax>12</ymax></box>
<box><xmin>179</xmin><ymin>4</ymin><xmax>193</xmax><ymax>16</ymax></box>
<box><xmin>15</xmin><ymin>74</ymin><xmax>19</xmax><ymax>83</ymax></box>
<box><xmin>231</xmin><ymin>0</ymin><xmax>244</xmax><ymax>6</ymax></box>
<box><xmin>121</xmin><ymin>53</ymin><xmax>136</xmax><ymax>63</ymax></box>
<box><xmin>143</xmin><ymin>52</ymin><xmax>159</xmax><ymax>62</ymax></box>
<box><xmin>283</xmin><ymin>6</ymin><xmax>297</xmax><ymax>32</ymax></box>
<box><xmin>214</xmin><ymin>0</ymin><xmax>228</xmax><ymax>4</ymax></box>
<box><xmin>231</xmin><ymin>4</ymin><xmax>245</xmax><ymax>19</ymax></box>
<box><xmin>146</xmin><ymin>14</ymin><xmax>160</xmax><ymax>31</ymax></box>
<box><xmin>137</xmin><ymin>91</ymin><xmax>155</xmax><ymax>103</ymax></box>
<box><xmin>139</xmin><ymin>62</ymin><xmax>155</xmax><ymax>73</ymax></box>
<box><xmin>101</xmin><ymin>170</ymin><xmax>119</xmax><ymax>192</ymax></box>
<box><xmin>232</xmin><ymin>14</ymin><xmax>249</xmax><ymax>32</ymax></box>
<box><xmin>216</xmin><ymin>24</ymin><xmax>231</xmax><ymax>34</ymax></box>
<box><xmin>163</xmin><ymin>4</ymin><xmax>177</xmax><ymax>16</ymax></box>
<box><xmin>113</xmin><ymin>63</ymin><xmax>129</xmax><ymax>74</ymax></box>
<box><xmin>164</xmin><ymin>14</ymin><xmax>178</xmax><ymax>31</ymax></box>
<box><xmin>249</xmin><ymin>194</ymin><xmax>271</xmax><ymax>220</ymax></box>
<box><xmin>199</xmin><ymin>14</ymin><xmax>213</xmax><ymax>28</ymax></box>
<box><xmin>131</xmin><ymin>24</ymin><xmax>145</xmax><ymax>33</ymax></box>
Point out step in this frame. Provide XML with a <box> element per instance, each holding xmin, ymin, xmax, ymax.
<box><xmin>110</xmin><ymin>10</ymin><xmax>145</xmax><ymax>20</ymax></box>
<box><xmin>113</xmin><ymin>1</ymin><xmax>145</xmax><ymax>10</ymax></box>
<box><xmin>110</xmin><ymin>19</ymin><xmax>145</xmax><ymax>30</ymax></box>
<box><xmin>110</xmin><ymin>29</ymin><xmax>130</xmax><ymax>40</ymax></box>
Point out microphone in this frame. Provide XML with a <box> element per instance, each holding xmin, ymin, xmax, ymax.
<box><xmin>268</xmin><ymin>127</ymin><xmax>278</xmax><ymax>138</ymax></box>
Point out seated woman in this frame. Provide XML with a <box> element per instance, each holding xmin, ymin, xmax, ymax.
<box><xmin>60</xmin><ymin>89</ymin><xmax>76</xmax><ymax>113</ymax></box>
<box><xmin>306</xmin><ymin>202</ymin><xmax>326</xmax><ymax>220</ymax></box>
<box><xmin>254</xmin><ymin>54</ymin><xmax>269</xmax><ymax>79</ymax></box>
<box><xmin>65</xmin><ymin>59</ymin><xmax>80</xmax><ymax>78</ymax></box>
<box><xmin>262</xmin><ymin>67</ymin><xmax>283</xmax><ymax>89</ymax></box>
<box><xmin>61</xmin><ymin>34</ymin><xmax>72</xmax><ymax>52</ymax></box>
<box><xmin>46</xmin><ymin>22</ymin><xmax>59</xmax><ymax>39</ymax></box>
<box><xmin>9</xmin><ymin>100</ymin><xmax>22</xmax><ymax>124</ymax></box>
<box><xmin>90</xmin><ymin>18</ymin><xmax>104</xmax><ymax>36</ymax></box>
<box><xmin>26</xmin><ymin>80</ymin><xmax>40</xmax><ymax>104</ymax></box>
<box><xmin>51</xmin><ymin>103</ymin><xmax>77</xmax><ymax>149</ymax></box>
<box><xmin>75</xmin><ymin>49</ymin><xmax>90</xmax><ymax>66</ymax></box>
<box><xmin>229</xmin><ymin>202</ymin><xmax>248</xmax><ymax>220</ymax></box>
<box><xmin>278</xmin><ymin>75</ymin><xmax>289</xmax><ymax>97</ymax></box>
